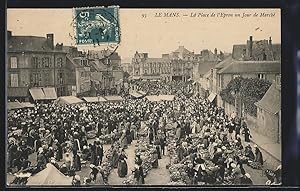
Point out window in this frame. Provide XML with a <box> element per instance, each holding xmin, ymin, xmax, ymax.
<box><xmin>10</xmin><ymin>73</ymin><xmax>19</xmax><ymax>87</ymax></box>
<box><xmin>10</xmin><ymin>57</ymin><xmax>18</xmax><ymax>68</ymax></box>
<box><xmin>258</xmin><ymin>73</ymin><xmax>266</xmax><ymax>80</ymax></box>
<box><xmin>32</xmin><ymin>57</ymin><xmax>39</xmax><ymax>68</ymax></box>
<box><xmin>218</xmin><ymin>75</ymin><xmax>222</xmax><ymax>88</ymax></box>
<box><xmin>57</xmin><ymin>57</ymin><xmax>63</xmax><ymax>68</ymax></box>
<box><xmin>42</xmin><ymin>57</ymin><xmax>50</xmax><ymax>68</ymax></box>
<box><xmin>81</xmin><ymin>72</ymin><xmax>84</xmax><ymax>77</ymax></box>
<box><xmin>59</xmin><ymin>73</ymin><xmax>64</xmax><ymax>84</ymax></box>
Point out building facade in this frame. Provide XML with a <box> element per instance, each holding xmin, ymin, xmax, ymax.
<box><xmin>87</xmin><ymin>51</ymin><xmax>124</xmax><ymax>96</ymax></box>
<box><xmin>255</xmin><ymin>76</ymin><xmax>281</xmax><ymax>143</ymax></box>
<box><xmin>7</xmin><ymin>31</ymin><xmax>68</xmax><ymax>101</ymax></box>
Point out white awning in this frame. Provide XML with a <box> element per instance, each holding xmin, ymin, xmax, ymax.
<box><xmin>158</xmin><ymin>95</ymin><xmax>175</xmax><ymax>101</ymax></box>
<box><xmin>104</xmin><ymin>96</ymin><xmax>123</xmax><ymax>101</ymax></box>
<box><xmin>82</xmin><ymin>97</ymin><xmax>106</xmax><ymax>103</ymax></box>
<box><xmin>43</xmin><ymin>87</ymin><xmax>57</xmax><ymax>100</ymax></box>
<box><xmin>208</xmin><ymin>93</ymin><xmax>217</xmax><ymax>102</ymax></box>
<box><xmin>129</xmin><ymin>91</ymin><xmax>143</xmax><ymax>98</ymax></box>
<box><xmin>146</xmin><ymin>95</ymin><xmax>161</xmax><ymax>102</ymax></box>
<box><xmin>55</xmin><ymin>96</ymin><xmax>84</xmax><ymax>105</ymax></box>
<box><xmin>29</xmin><ymin>88</ymin><xmax>45</xmax><ymax>100</ymax></box>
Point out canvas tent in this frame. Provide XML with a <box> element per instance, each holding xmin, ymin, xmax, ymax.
<box><xmin>129</xmin><ymin>91</ymin><xmax>144</xmax><ymax>98</ymax></box>
<box><xmin>159</xmin><ymin>95</ymin><xmax>175</xmax><ymax>101</ymax></box>
<box><xmin>82</xmin><ymin>97</ymin><xmax>106</xmax><ymax>103</ymax></box>
<box><xmin>146</xmin><ymin>95</ymin><xmax>161</xmax><ymax>102</ymax></box>
<box><xmin>21</xmin><ymin>102</ymin><xmax>35</xmax><ymax>108</ymax></box>
<box><xmin>7</xmin><ymin>101</ymin><xmax>24</xmax><ymax>110</ymax></box>
<box><xmin>55</xmin><ymin>96</ymin><xmax>84</xmax><ymax>105</ymax></box>
<box><xmin>27</xmin><ymin>163</ymin><xmax>72</xmax><ymax>186</ymax></box>
<box><xmin>104</xmin><ymin>96</ymin><xmax>123</xmax><ymax>102</ymax></box>
<box><xmin>137</xmin><ymin>91</ymin><xmax>147</xmax><ymax>96</ymax></box>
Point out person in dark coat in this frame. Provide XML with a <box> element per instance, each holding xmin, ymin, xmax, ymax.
<box><xmin>112</xmin><ymin>147</ymin><xmax>119</xmax><ymax>168</ymax></box>
<box><xmin>244</xmin><ymin>145</ymin><xmax>255</xmax><ymax>161</ymax></box>
<box><xmin>117</xmin><ymin>149</ymin><xmax>128</xmax><ymax>177</ymax></box>
<box><xmin>244</xmin><ymin>128</ymin><xmax>252</xmax><ymax>142</ymax></box>
<box><xmin>159</xmin><ymin>133</ymin><xmax>166</xmax><ymax>155</ymax></box>
<box><xmin>96</xmin><ymin>142</ymin><xmax>104</xmax><ymax>166</ymax></box>
<box><xmin>133</xmin><ymin>164</ymin><xmax>145</xmax><ymax>185</ymax></box>
<box><xmin>135</xmin><ymin>153</ymin><xmax>143</xmax><ymax>165</ymax></box>
<box><xmin>90</xmin><ymin>142</ymin><xmax>97</xmax><ymax>165</ymax></box>
<box><xmin>148</xmin><ymin>127</ymin><xmax>154</xmax><ymax>144</ymax></box>
<box><xmin>73</xmin><ymin>150</ymin><xmax>81</xmax><ymax>171</ymax></box>
<box><xmin>254</xmin><ymin>145</ymin><xmax>264</xmax><ymax>165</ymax></box>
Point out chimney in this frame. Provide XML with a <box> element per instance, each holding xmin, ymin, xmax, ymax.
<box><xmin>249</xmin><ymin>36</ymin><xmax>253</xmax><ymax>58</ymax></box>
<box><xmin>214</xmin><ymin>48</ymin><xmax>217</xmax><ymax>55</ymax></box>
<box><xmin>7</xmin><ymin>31</ymin><xmax>12</xmax><ymax>40</ymax></box>
<box><xmin>46</xmin><ymin>33</ymin><xmax>54</xmax><ymax>50</ymax></box>
<box><xmin>269</xmin><ymin>36</ymin><xmax>272</xmax><ymax>45</ymax></box>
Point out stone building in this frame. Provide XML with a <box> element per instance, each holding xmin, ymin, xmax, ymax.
<box><xmin>255</xmin><ymin>76</ymin><xmax>281</xmax><ymax>143</ymax></box>
<box><xmin>7</xmin><ymin>31</ymin><xmax>68</xmax><ymax>101</ymax></box>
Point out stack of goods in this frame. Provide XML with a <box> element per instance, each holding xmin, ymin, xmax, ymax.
<box><xmin>123</xmin><ymin>137</ymin><xmax>155</xmax><ymax>185</ymax></box>
<box><xmin>101</xmin><ymin>142</ymin><xmax>120</xmax><ymax>178</ymax></box>
<box><xmin>248</xmin><ymin>161</ymin><xmax>262</xmax><ymax>170</ymax></box>
<box><xmin>123</xmin><ymin>174</ymin><xmax>135</xmax><ymax>185</ymax></box>
<box><xmin>102</xmin><ymin>134</ymin><xmax>112</xmax><ymax>144</ymax></box>
<box><xmin>168</xmin><ymin>163</ymin><xmax>188</xmax><ymax>185</ymax></box>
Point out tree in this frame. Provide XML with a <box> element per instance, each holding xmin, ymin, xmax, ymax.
<box><xmin>220</xmin><ymin>77</ymin><xmax>271</xmax><ymax>116</ymax></box>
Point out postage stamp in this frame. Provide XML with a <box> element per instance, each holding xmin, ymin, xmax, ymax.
<box><xmin>73</xmin><ymin>6</ymin><xmax>120</xmax><ymax>45</ymax></box>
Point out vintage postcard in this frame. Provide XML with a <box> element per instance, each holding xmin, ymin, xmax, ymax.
<box><xmin>6</xmin><ymin>7</ymin><xmax>281</xmax><ymax>186</ymax></box>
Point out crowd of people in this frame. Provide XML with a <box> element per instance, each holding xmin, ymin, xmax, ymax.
<box><xmin>7</xmin><ymin>79</ymin><xmax>281</xmax><ymax>186</ymax></box>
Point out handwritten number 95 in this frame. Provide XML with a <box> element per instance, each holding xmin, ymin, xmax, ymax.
<box><xmin>142</xmin><ymin>14</ymin><xmax>147</xmax><ymax>18</ymax></box>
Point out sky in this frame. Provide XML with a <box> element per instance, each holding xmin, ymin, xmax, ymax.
<box><xmin>7</xmin><ymin>8</ymin><xmax>280</xmax><ymax>61</ymax></box>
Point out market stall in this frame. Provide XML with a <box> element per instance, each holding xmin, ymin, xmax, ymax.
<box><xmin>54</xmin><ymin>96</ymin><xmax>84</xmax><ymax>105</ymax></box>
<box><xmin>26</xmin><ymin>163</ymin><xmax>73</xmax><ymax>186</ymax></box>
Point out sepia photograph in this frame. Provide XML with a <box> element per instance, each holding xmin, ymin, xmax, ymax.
<box><xmin>6</xmin><ymin>7</ymin><xmax>281</xmax><ymax>187</ymax></box>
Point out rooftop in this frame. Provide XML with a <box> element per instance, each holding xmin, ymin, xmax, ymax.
<box><xmin>218</xmin><ymin>60</ymin><xmax>281</xmax><ymax>74</ymax></box>
<box><xmin>8</xmin><ymin>36</ymin><xmax>52</xmax><ymax>52</ymax></box>
<box><xmin>255</xmin><ymin>83</ymin><xmax>281</xmax><ymax>115</ymax></box>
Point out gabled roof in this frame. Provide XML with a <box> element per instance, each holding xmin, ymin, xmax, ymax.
<box><xmin>8</xmin><ymin>36</ymin><xmax>52</xmax><ymax>52</ymax></box>
<box><xmin>218</xmin><ymin>60</ymin><xmax>280</xmax><ymax>74</ymax></box>
<box><xmin>255</xmin><ymin>83</ymin><xmax>281</xmax><ymax>115</ymax></box>
<box><xmin>214</xmin><ymin>56</ymin><xmax>235</xmax><ymax>69</ymax></box>
<box><xmin>173</xmin><ymin>46</ymin><xmax>192</xmax><ymax>55</ymax></box>
<box><xmin>198</xmin><ymin>61</ymin><xmax>219</xmax><ymax>75</ymax></box>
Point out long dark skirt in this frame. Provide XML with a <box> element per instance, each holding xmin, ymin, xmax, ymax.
<box><xmin>118</xmin><ymin>160</ymin><xmax>128</xmax><ymax>177</ymax></box>
<box><xmin>112</xmin><ymin>151</ymin><xmax>119</xmax><ymax>168</ymax></box>
<box><xmin>73</xmin><ymin>155</ymin><xmax>81</xmax><ymax>171</ymax></box>
<box><xmin>137</xmin><ymin>176</ymin><xmax>145</xmax><ymax>185</ymax></box>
